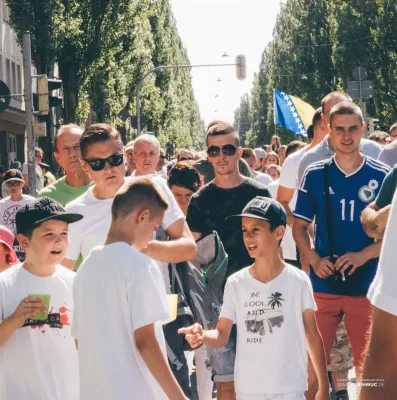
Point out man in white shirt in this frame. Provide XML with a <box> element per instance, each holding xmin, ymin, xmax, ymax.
<box><xmin>62</xmin><ymin>125</ymin><xmax>196</xmax><ymax>270</ymax></box>
<box><xmin>270</xmin><ymin>140</ymin><xmax>307</xmax><ymax>267</ymax></box>
<box><xmin>360</xmin><ymin>190</ymin><xmax>397</xmax><ymax>399</ymax></box>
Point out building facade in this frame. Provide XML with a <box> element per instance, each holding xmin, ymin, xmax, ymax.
<box><xmin>0</xmin><ymin>0</ymin><xmax>28</xmax><ymax>169</ymax></box>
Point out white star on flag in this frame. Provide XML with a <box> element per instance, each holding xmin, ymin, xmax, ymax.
<box><xmin>292</xmin><ymin>112</ymin><xmax>298</xmax><ymax>117</ymax></box>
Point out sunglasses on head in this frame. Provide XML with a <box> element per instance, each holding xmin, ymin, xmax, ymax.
<box><xmin>207</xmin><ymin>144</ymin><xmax>237</xmax><ymax>157</ymax></box>
<box><xmin>83</xmin><ymin>153</ymin><xmax>124</xmax><ymax>171</ymax></box>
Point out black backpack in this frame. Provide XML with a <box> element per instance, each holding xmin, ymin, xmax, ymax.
<box><xmin>170</xmin><ymin>231</ymin><xmax>228</xmax><ymax>331</ymax></box>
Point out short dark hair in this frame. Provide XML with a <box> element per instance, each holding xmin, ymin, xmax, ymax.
<box><xmin>168</xmin><ymin>161</ymin><xmax>202</xmax><ymax>193</ymax></box>
<box><xmin>389</xmin><ymin>123</ymin><xmax>397</xmax><ymax>134</ymax></box>
<box><xmin>285</xmin><ymin>140</ymin><xmax>306</xmax><ymax>159</ymax></box>
<box><xmin>242</xmin><ymin>148</ymin><xmax>255</xmax><ymax>159</ymax></box>
<box><xmin>306</xmin><ymin>125</ymin><xmax>314</xmax><ymax>142</ymax></box>
<box><xmin>329</xmin><ymin>102</ymin><xmax>363</xmax><ymax>126</ymax></box>
<box><xmin>368</xmin><ymin>131</ymin><xmax>389</xmax><ymax>144</ymax></box>
<box><xmin>321</xmin><ymin>91</ymin><xmax>352</xmax><ymax>114</ymax></box>
<box><xmin>54</xmin><ymin>124</ymin><xmax>84</xmax><ymax>152</ymax></box>
<box><xmin>312</xmin><ymin>107</ymin><xmax>322</xmax><ymax>127</ymax></box>
<box><xmin>80</xmin><ymin>123</ymin><xmax>123</xmax><ymax>158</ymax></box>
<box><xmin>112</xmin><ymin>177</ymin><xmax>168</xmax><ymax>221</ymax></box>
<box><xmin>206</xmin><ymin>121</ymin><xmax>239</xmax><ymax>146</ymax></box>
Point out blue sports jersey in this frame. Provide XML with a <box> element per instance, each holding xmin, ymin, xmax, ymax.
<box><xmin>295</xmin><ymin>156</ymin><xmax>390</xmax><ymax>296</ymax></box>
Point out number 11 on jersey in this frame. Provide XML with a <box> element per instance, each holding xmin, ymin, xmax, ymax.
<box><xmin>340</xmin><ymin>199</ymin><xmax>355</xmax><ymax>221</ymax></box>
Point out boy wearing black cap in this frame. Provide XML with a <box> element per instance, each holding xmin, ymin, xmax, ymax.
<box><xmin>0</xmin><ymin>197</ymin><xmax>83</xmax><ymax>400</ymax></box>
<box><xmin>180</xmin><ymin>197</ymin><xmax>330</xmax><ymax>400</ymax></box>
<box><xmin>0</xmin><ymin>169</ymin><xmax>35</xmax><ymax>261</ymax></box>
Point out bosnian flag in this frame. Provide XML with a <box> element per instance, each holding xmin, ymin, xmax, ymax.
<box><xmin>274</xmin><ymin>90</ymin><xmax>315</xmax><ymax>136</ymax></box>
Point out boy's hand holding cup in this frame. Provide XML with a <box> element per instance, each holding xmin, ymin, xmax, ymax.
<box><xmin>8</xmin><ymin>295</ymin><xmax>50</xmax><ymax>328</ymax></box>
<box><xmin>178</xmin><ymin>323</ymin><xmax>204</xmax><ymax>348</ymax></box>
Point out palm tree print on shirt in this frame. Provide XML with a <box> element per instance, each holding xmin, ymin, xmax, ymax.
<box><xmin>267</xmin><ymin>292</ymin><xmax>285</xmax><ymax>309</ymax></box>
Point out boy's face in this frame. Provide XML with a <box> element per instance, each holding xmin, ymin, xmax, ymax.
<box><xmin>18</xmin><ymin>220</ymin><xmax>69</xmax><ymax>265</ymax></box>
<box><xmin>81</xmin><ymin>139</ymin><xmax>125</xmax><ymax>189</ymax></box>
<box><xmin>242</xmin><ymin>217</ymin><xmax>284</xmax><ymax>258</ymax></box>
<box><xmin>6</xmin><ymin>180</ymin><xmax>24</xmax><ymax>196</ymax></box>
<box><xmin>134</xmin><ymin>209</ymin><xmax>165</xmax><ymax>250</ymax></box>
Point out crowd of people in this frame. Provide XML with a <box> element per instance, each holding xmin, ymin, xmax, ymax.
<box><xmin>0</xmin><ymin>90</ymin><xmax>396</xmax><ymax>400</ymax></box>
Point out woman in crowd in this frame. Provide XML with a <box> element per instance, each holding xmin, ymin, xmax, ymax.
<box><xmin>278</xmin><ymin>145</ymin><xmax>287</xmax><ymax>165</ymax></box>
<box><xmin>266</xmin><ymin>164</ymin><xmax>282</xmax><ymax>181</ymax></box>
<box><xmin>168</xmin><ymin>161</ymin><xmax>202</xmax><ymax>215</ymax></box>
<box><xmin>270</xmin><ymin>134</ymin><xmax>281</xmax><ymax>153</ymax></box>
<box><xmin>264</xmin><ymin>151</ymin><xmax>280</xmax><ymax>169</ymax></box>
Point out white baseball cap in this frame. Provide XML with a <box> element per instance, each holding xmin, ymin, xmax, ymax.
<box><xmin>254</xmin><ymin>148</ymin><xmax>266</xmax><ymax>159</ymax></box>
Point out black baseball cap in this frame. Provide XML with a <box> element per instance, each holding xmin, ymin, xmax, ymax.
<box><xmin>39</xmin><ymin>162</ymin><xmax>50</xmax><ymax>169</ymax></box>
<box><xmin>4</xmin><ymin>169</ymin><xmax>24</xmax><ymax>183</ymax></box>
<box><xmin>227</xmin><ymin>196</ymin><xmax>287</xmax><ymax>227</ymax></box>
<box><xmin>16</xmin><ymin>197</ymin><xmax>83</xmax><ymax>234</ymax></box>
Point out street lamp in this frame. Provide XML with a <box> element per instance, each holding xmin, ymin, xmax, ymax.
<box><xmin>221</xmin><ymin>52</ymin><xmax>230</xmax><ymax>58</ymax></box>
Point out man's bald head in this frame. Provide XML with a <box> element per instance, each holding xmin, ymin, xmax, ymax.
<box><xmin>321</xmin><ymin>92</ymin><xmax>352</xmax><ymax>126</ymax></box>
<box><xmin>54</xmin><ymin>124</ymin><xmax>84</xmax><ymax>153</ymax></box>
<box><xmin>53</xmin><ymin>124</ymin><xmax>86</xmax><ymax>174</ymax></box>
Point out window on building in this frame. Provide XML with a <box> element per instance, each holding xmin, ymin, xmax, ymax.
<box><xmin>17</xmin><ymin>64</ymin><xmax>22</xmax><ymax>94</ymax></box>
<box><xmin>5</xmin><ymin>58</ymin><xmax>11</xmax><ymax>89</ymax></box>
<box><xmin>11</xmin><ymin>61</ymin><xmax>16</xmax><ymax>95</ymax></box>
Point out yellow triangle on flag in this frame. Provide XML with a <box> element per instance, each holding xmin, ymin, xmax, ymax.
<box><xmin>290</xmin><ymin>95</ymin><xmax>316</xmax><ymax>129</ymax></box>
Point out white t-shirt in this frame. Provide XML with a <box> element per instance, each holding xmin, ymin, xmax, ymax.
<box><xmin>255</xmin><ymin>172</ymin><xmax>272</xmax><ymax>187</ymax></box>
<box><xmin>268</xmin><ymin>180</ymin><xmax>296</xmax><ymax>261</ymax></box>
<box><xmin>0</xmin><ymin>264</ymin><xmax>79</xmax><ymax>400</ymax></box>
<box><xmin>65</xmin><ymin>176</ymin><xmax>184</xmax><ymax>292</ymax></box>
<box><xmin>220</xmin><ymin>265</ymin><xmax>316</xmax><ymax>395</ymax></box>
<box><xmin>368</xmin><ymin>190</ymin><xmax>397</xmax><ymax>316</ymax></box>
<box><xmin>72</xmin><ymin>242</ymin><xmax>171</xmax><ymax>400</ymax></box>
<box><xmin>0</xmin><ymin>195</ymin><xmax>35</xmax><ymax>261</ymax></box>
<box><xmin>22</xmin><ymin>163</ymin><xmax>42</xmax><ymax>193</ymax></box>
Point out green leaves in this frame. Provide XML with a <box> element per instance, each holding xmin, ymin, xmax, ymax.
<box><xmin>240</xmin><ymin>0</ymin><xmax>397</xmax><ymax>146</ymax></box>
<box><xmin>6</xmin><ymin>0</ymin><xmax>204</xmax><ymax>147</ymax></box>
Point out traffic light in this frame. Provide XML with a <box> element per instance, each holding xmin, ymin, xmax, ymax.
<box><xmin>37</xmin><ymin>75</ymin><xmax>62</xmax><ymax>114</ymax></box>
<box><xmin>235</xmin><ymin>55</ymin><xmax>247</xmax><ymax>81</ymax></box>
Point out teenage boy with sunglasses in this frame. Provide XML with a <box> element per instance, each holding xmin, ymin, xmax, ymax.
<box><xmin>0</xmin><ymin>169</ymin><xmax>35</xmax><ymax>261</ymax></box>
<box><xmin>62</xmin><ymin>124</ymin><xmax>195</xmax><ymax>272</ymax></box>
<box><xmin>186</xmin><ymin>121</ymin><xmax>271</xmax><ymax>399</ymax></box>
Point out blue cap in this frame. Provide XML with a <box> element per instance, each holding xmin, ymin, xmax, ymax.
<box><xmin>227</xmin><ymin>196</ymin><xmax>287</xmax><ymax>227</ymax></box>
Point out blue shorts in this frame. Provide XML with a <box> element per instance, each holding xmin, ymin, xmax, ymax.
<box><xmin>207</xmin><ymin>324</ymin><xmax>237</xmax><ymax>382</ymax></box>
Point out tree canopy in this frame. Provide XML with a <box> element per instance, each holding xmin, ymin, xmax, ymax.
<box><xmin>236</xmin><ymin>0</ymin><xmax>397</xmax><ymax>146</ymax></box>
<box><xmin>6</xmin><ymin>0</ymin><xmax>205</xmax><ymax>149</ymax></box>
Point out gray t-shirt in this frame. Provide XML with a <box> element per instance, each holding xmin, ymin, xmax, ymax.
<box><xmin>22</xmin><ymin>162</ymin><xmax>42</xmax><ymax>193</ymax></box>
<box><xmin>375</xmin><ymin>165</ymin><xmax>397</xmax><ymax>209</ymax></box>
<box><xmin>378</xmin><ymin>140</ymin><xmax>397</xmax><ymax>168</ymax></box>
<box><xmin>297</xmin><ymin>135</ymin><xmax>382</xmax><ymax>185</ymax></box>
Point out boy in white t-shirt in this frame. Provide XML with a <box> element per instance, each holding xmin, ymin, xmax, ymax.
<box><xmin>0</xmin><ymin>197</ymin><xmax>83</xmax><ymax>400</ymax></box>
<box><xmin>0</xmin><ymin>168</ymin><xmax>35</xmax><ymax>261</ymax></box>
<box><xmin>72</xmin><ymin>177</ymin><xmax>187</xmax><ymax>400</ymax></box>
<box><xmin>180</xmin><ymin>197</ymin><xmax>330</xmax><ymax>400</ymax></box>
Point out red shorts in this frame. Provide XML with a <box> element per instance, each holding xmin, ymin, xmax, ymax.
<box><xmin>314</xmin><ymin>292</ymin><xmax>372</xmax><ymax>367</ymax></box>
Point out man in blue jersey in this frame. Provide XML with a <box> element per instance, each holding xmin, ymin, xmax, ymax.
<box><xmin>293</xmin><ymin>102</ymin><xmax>390</xmax><ymax>399</ymax></box>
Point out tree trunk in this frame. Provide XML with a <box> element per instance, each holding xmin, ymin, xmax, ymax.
<box><xmin>58</xmin><ymin>62</ymin><xmax>80</xmax><ymax>124</ymax></box>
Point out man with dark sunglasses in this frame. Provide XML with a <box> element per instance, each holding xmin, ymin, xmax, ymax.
<box><xmin>186</xmin><ymin>121</ymin><xmax>271</xmax><ymax>399</ymax></box>
<box><xmin>62</xmin><ymin>124</ymin><xmax>196</xmax><ymax>273</ymax></box>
